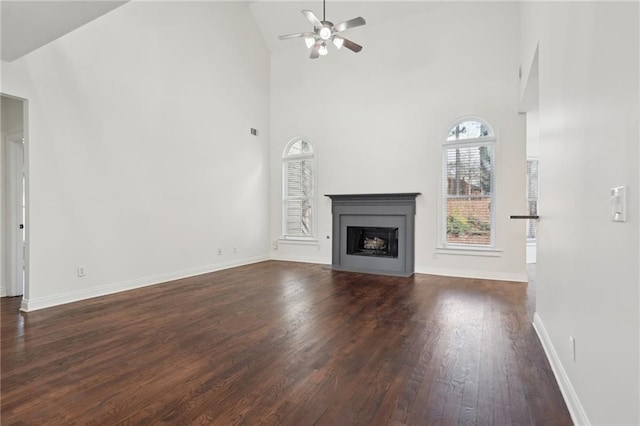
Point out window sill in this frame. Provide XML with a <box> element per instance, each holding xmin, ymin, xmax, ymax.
<box><xmin>278</xmin><ymin>238</ymin><xmax>319</xmax><ymax>246</ymax></box>
<box><xmin>436</xmin><ymin>246</ymin><xmax>503</xmax><ymax>257</ymax></box>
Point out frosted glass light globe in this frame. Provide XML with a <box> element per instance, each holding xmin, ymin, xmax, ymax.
<box><xmin>319</xmin><ymin>27</ymin><xmax>331</xmax><ymax>40</ymax></box>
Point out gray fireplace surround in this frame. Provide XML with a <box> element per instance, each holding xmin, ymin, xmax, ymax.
<box><xmin>325</xmin><ymin>193</ymin><xmax>420</xmax><ymax>277</ymax></box>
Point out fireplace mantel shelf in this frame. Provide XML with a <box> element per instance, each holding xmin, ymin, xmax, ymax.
<box><xmin>325</xmin><ymin>193</ymin><xmax>421</xmax><ymax>200</ymax></box>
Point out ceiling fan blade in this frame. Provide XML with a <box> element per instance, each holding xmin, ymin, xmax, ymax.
<box><xmin>279</xmin><ymin>32</ymin><xmax>315</xmax><ymax>40</ymax></box>
<box><xmin>310</xmin><ymin>40</ymin><xmax>323</xmax><ymax>59</ymax></box>
<box><xmin>334</xmin><ymin>16</ymin><xmax>366</xmax><ymax>33</ymax></box>
<box><xmin>301</xmin><ymin>10</ymin><xmax>323</xmax><ymax>28</ymax></box>
<box><xmin>341</xmin><ymin>37</ymin><xmax>363</xmax><ymax>53</ymax></box>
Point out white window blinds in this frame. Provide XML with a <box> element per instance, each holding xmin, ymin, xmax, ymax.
<box><xmin>283</xmin><ymin>140</ymin><xmax>314</xmax><ymax>238</ymax></box>
<box><xmin>443</xmin><ymin>120</ymin><xmax>495</xmax><ymax>246</ymax></box>
<box><xmin>284</xmin><ymin>159</ymin><xmax>313</xmax><ymax>236</ymax></box>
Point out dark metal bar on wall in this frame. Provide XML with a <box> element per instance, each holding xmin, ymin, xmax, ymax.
<box><xmin>509</xmin><ymin>215</ymin><xmax>540</xmax><ymax>219</ymax></box>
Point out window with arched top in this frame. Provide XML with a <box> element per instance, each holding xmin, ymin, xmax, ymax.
<box><xmin>282</xmin><ymin>139</ymin><xmax>314</xmax><ymax>238</ymax></box>
<box><xmin>443</xmin><ymin>119</ymin><xmax>496</xmax><ymax>247</ymax></box>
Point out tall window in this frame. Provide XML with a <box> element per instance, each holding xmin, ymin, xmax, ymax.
<box><xmin>282</xmin><ymin>139</ymin><xmax>314</xmax><ymax>238</ymax></box>
<box><xmin>526</xmin><ymin>159</ymin><xmax>539</xmax><ymax>240</ymax></box>
<box><xmin>443</xmin><ymin>119</ymin><xmax>495</xmax><ymax>247</ymax></box>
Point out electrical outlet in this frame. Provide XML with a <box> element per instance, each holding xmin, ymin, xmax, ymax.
<box><xmin>77</xmin><ymin>266</ymin><xmax>86</xmax><ymax>277</ymax></box>
<box><xmin>569</xmin><ymin>336</ymin><xmax>576</xmax><ymax>362</ymax></box>
<box><xmin>217</xmin><ymin>248</ymin><xmax>223</xmax><ymax>256</ymax></box>
<box><xmin>273</xmin><ymin>241</ymin><xmax>278</xmax><ymax>250</ymax></box>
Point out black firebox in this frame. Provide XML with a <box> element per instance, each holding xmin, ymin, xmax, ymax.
<box><xmin>346</xmin><ymin>226</ymin><xmax>399</xmax><ymax>258</ymax></box>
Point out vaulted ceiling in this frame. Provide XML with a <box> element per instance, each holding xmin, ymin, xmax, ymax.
<box><xmin>1</xmin><ymin>1</ymin><xmax>129</xmax><ymax>62</ymax></box>
<box><xmin>249</xmin><ymin>1</ymin><xmax>443</xmax><ymax>54</ymax></box>
<box><xmin>1</xmin><ymin>1</ymin><xmax>442</xmax><ymax>62</ymax></box>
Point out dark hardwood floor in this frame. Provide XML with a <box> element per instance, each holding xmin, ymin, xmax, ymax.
<box><xmin>1</xmin><ymin>261</ymin><xmax>571</xmax><ymax>425</ymax></box>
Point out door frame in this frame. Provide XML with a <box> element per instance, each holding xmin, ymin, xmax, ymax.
<box><xmin>521</xmin><ymin>45</ymin><xmax>540</xmax><ymax>267</ymax></box>
<box><xmin>1</xmin><ymin>93</ymin><xmax>29</xmax><ymax>302</ymax></box>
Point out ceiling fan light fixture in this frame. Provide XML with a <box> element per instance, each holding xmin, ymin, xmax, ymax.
<box><xmin>319</xmin><ymin>26</ymin><xmax>332</xmax><ymax>40</ymax></box>
<box><xmin>305</xmin><ymin>37</ymin><xmax>316</xmax><ymax>49</ymax></box>
<box><xmin>318</xmin><ymin>43</ymin><xmax>328</xmax><ymax>56</ymax></box>
<box><xmin>332</xmin><ymin>37</ymin><xmax>344</xmax><ymax>50</ymax></box>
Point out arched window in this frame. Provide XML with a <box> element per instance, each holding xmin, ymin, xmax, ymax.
<box><xmin>282</xmin><ymin>139</ymin><xmax>314</xmax><ymax>238</ymax></box>
<box><xmin>443</xmin><ymin>119</ymin><xmax>495</xmax><ymax>247</ymax></box>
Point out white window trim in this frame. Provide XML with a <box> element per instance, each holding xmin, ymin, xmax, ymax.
<box><xmin>436</xmin><ymin>246</ymin><xmax>503</xmax><ymax>257</ymax></box>
<box><xmin>281</xmin><ymin>138</ymin><xmax>316</xmax><ymax>240</ymax></box>
<box><xmin>440</xmin><ymin>118</ymin><xmax>499</xmax><ymax>253</ymax></box>
<box><xmin>278</xmin><ymin>238</ymin><xmax>319</xmax><ymax>246</ymax></box>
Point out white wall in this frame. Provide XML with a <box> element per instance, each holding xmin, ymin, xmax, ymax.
<box><xmin>526</xmin><ymin>110</ymin><xmax>539</xmax><ymax>158</ymax></box>
<box><xmin>269</xmin><ymin>2</ymin><xmax>526</xmax><ymax>281</ymax></box>
<box><xmin>1</xmin><ymin>2</ymin><xmax>271</xmax><ymax>310</ymax></box>
<box><xmin>520</xmin><ymin>2</ymin><xmax>639</xmax><ymax>424</ymax></box>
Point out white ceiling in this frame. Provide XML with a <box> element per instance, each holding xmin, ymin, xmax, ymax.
<box><xmin>1</xmin><ymin>1</ymin><xmax>442</xmax><ymax>62</ymax></box>
<box><xmin>1</xmin><ymin>1</ymin><xmax>128</xmax><ymax>62</ymax></box>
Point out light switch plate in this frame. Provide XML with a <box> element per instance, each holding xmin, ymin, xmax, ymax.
<box><xmin>611</xmin><ymin>186</ymin><xmax>626</xmax><ymax>222</ymax></box>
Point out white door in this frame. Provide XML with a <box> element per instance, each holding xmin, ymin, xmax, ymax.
<box><xmin>6</xmin><ymin>136</ymin><xmax>25</xmax><ymax>296</ymax></box>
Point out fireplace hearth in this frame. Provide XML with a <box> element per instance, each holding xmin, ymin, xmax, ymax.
<box><xmin>326</xmin><ymin>193</ymin><xmax>420</xmax><ymax>277</ymax></box>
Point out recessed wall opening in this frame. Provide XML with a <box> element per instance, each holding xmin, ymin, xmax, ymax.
<box><xmin>346</xmin><ymin>226</ymin><xmax>398</xmax><ymax>258</ymax></box>
<box><xmin>1</xmin><ymin>94</ymin><xmax>28</xmax><ymax>302</ymax></box>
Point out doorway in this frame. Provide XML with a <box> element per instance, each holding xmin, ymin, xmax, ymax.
<box><xmin>2</xmin><ymin>94</ymin><xmax>27</xmax><ymax>298</ymax></box>
<box><xmin>526</xmin><ymin>119</ymin><xmax>539</xmax><ymax>264</ymax></box>
<box><xmin>521</xmin><ymin>46</ymin><xmax>540</xmax><ymax>266</ymax></box>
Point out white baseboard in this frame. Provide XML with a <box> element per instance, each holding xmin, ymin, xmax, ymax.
<box><xmin>415</xmin><ymin>266</ymin><xmax>528</xmax><ymax>283</ymax></box>
<box><xmin>270</xmin><ymin>255</ymin><xmax>331</xmax><ymax>265</ymax></box>
<box><xmin>20</xmin><ymin>255</ymin><xmax>269</xmax><ymax>312</ymax></box>
<box><xmin>532</xmin><ymin>313</ymin><xmax>590</xmax><ymax>426</ymax></box>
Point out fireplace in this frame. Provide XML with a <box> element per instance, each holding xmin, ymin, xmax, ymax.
<box><xmin>326</xmin><ymin>193</ymin><xmax>420</xmax><ymax>277</ymax></box>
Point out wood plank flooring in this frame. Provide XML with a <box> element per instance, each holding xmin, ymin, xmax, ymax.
<box><xmin>1</xmin><ymin>261</ymin><xmax>572</xmax><ymax>425</ymax></box>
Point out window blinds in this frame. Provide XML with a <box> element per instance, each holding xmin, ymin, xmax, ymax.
<box><xmin>284</xmin><ymin>159</ymin><xmax>313</xmax><ymax>237</ymax></box>
<box><xmin>443</xmin><ymin>143</ymin><xmax>494</xmax><ymax>245</ymax></box>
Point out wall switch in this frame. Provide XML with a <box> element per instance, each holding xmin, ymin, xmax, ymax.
<box><xmin>569</xmin><ymin>336</ymin><xmax>576</xmax><ymax>362</ymax></box>
<box><xmin>233</xmin><ymin>247</ymin><xmax>238</xmax><ymax>254</ymax></box>
<box><xmin>611</xmin><ymin>186</ymin><xmax>626</xmax><ymax>222</ymax></box>
<box><xmin>77</xmin><ymin>266</ymin><xmax>86</xmax><ymax>277</ymax></box>
<box><xmin>217</xmin><ymin>248</ymin><xmax>223</xmax><ymax>255</ymax></box>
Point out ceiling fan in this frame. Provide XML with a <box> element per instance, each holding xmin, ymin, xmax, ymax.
<box><xmin>278</xmin><ymin>0</ymin><xmax>366</xmax><ymax>59</ymax></box>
